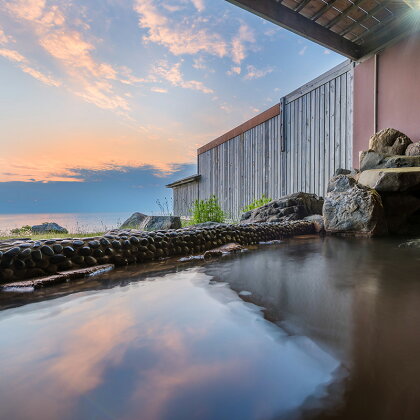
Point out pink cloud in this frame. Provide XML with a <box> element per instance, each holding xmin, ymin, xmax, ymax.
<box><xmin>4</xmin><ymin>2</ymin><xmax>131</xmax><ymax>112</ymax></box>
<box><xmin>153</xmin><ymin>60</ymin><xmax>213</xmax><ymax>93</ymax></box>
<box><xmin>231</xmin><ymin>23</ymin><xmax>255</xmax><ymax>68</ymax></box>
<box><xmin>0</xmin><ymin>48</ymin><xmax>25</xmax><ymax>62</ymax></box>
<box><xmin>134</xmin><ymin>0</ymin><xmax>227</xmax><ymax>57</ymax></box>
<box><xmin>0</xmin><ymin>47</ymin><xmax>61</xmax><ymax>87</ymax></box>
<box><xmin>5</xmin><ymin>0</ymin><xmax>46</xmax><ymax>21</ymax></box>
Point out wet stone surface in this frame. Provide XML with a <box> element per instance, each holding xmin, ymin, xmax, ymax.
<box><xmin>0</xmin><ymin>221</ymin><xmax>315</xmax><ymax>283</ymax></box>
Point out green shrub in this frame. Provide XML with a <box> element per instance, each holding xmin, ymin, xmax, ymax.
<box><xmin>10</xmin><ymin>225</ymin><xmax>32</xmax><ymax>235</ymax></box>
<box><xmin>191</xmin><ymin>195</ymin><xmax>225</xmax><ymax>224</ymax></box>
<box><xmin>242</xmin><ymin>194</ymin><xmax>272</xmax><ymax>213</ymax></box>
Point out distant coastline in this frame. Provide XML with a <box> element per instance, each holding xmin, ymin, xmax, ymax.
<box><xmin>0</xmin><ymin>212</ymin><xmax>131</xmax><ymax>234</ymax></box>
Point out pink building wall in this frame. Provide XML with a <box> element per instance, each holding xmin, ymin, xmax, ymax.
<box><xmin>353</xmin><ymin>31</ymin><xmax>420</xmax><ymax>168</ymax></box>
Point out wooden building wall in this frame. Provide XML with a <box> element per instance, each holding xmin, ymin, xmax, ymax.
<box><xmin>172</xmin><ymin>61</ymin><xmax>354</xmax><ymax>220</ymax></box>
<box><xmin>172</xmin><ymin>181</ymin><xmax>199</xmax><ymax>217</ymax></box>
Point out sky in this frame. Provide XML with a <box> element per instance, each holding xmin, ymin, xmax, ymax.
<box><xmin>0</xmin><ymin>0</ymin><xmax>345</xmax><ymax>214</ymax></box>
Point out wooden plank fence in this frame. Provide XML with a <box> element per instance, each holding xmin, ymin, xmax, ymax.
<box><xmin>169</xmin><ymin>60</ymin><xmax>354</xmax><ymax>219</ymax></box>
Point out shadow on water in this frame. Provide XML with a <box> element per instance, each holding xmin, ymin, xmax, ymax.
<box><xmin>1</xmin><ymin>236</ymin><xmax>420</xmax><ymax>419</ymax></box>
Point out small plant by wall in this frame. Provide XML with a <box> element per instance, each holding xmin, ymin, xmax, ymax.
<box><xmin>241</xmin><ymin>194</ymin><xmax>272</xmax><ymax>213</ymax></box>
<box><xmin>191</xmin><ymin>196</ymin><xmax>225</xmax><ymax>224</ymax></box>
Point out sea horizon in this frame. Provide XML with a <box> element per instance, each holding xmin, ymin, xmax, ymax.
<box><xmin>0</xmin><ymin>211</ymin><xmax>137</xmax><ymax>234</ymax></box>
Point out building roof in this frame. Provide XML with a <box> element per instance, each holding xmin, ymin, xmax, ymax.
<box><xmin>227</xmin><ymin>0</ymin><xmax>420</xmax><ymax>60</ymax></box>
<box><xmin>166</xmin><ymin>174</ymin><xmax>201</xmax><ymax>188</ymax></box>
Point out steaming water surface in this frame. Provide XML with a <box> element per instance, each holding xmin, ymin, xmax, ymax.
<box><xmin>1</xmin><ymin>236</ymin><xmax>420</xmax><ymax>420</ymax></box>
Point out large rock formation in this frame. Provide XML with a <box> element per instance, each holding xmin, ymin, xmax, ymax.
<box><xmin>357</xmin><ymin>168</ymin><xmax>420</xmax><ymax>192</ymax></box>
<box><xmin>368</xmin><ymin>128</ymin><xmax>412</xmax><ymax>155</ymax></box>
<box><xmin>240</xmin><ymin>192</ymin><xmax>323</xmax><ymax>224</ymax></box>
<box><xmin>323</xmin><ymin>175</ymin><xmax>387</xmax><ymax>237</ymax></box>
<box><xmin>356</xmin><ymin>129</ymin><xmax>420</xmax><ymax>235</ymax></box>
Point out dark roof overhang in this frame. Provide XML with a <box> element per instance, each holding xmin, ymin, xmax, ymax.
<box><xmin>226</xmin><ymin>0</ymin><xmax>420</xmax><ymax>60</ymax></box>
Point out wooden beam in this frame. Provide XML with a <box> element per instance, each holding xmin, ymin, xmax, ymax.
<box><xmin>325</xmin><ymin>0</ymin><xmax>367</xmax><ymax>29</ymax></box>
<box><xmin>226</xmin><ymin>0</ymin><xmax>362</xmax><ymax>59</ymax></box>
<box><xmin>294</xmin><ymin>0</ymin><xmax>311</xmax><ymax>13</ymax></box>
<box><xmin>359</xmin><ymin>10</ymin><xmax>420</xmax><ymax>57</ymax></box>
<box><xmin>339</xmin><ymin>2</ymin><xmax>391</xmax><ymax>37</ymax></box>
<box><xmin>311</xmin><ymin>0</ymin><xmax>340</xmax><ymax>22</ymax></box>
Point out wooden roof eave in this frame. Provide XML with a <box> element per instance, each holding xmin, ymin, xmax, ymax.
<box><xmin>166</xmin><ymin>175</ymin><xmax>201</xmax><ymax>189</ymax></box>
<box><xmin>226</xmin><ymin>0</ymin><xmax>362</xmax><ymax>60</ymax></box>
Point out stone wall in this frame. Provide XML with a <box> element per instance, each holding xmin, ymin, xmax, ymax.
<box><xmin>0</xmin><ymin>221</ymin><xmax>315</xmax><ymax>283</ymax></box>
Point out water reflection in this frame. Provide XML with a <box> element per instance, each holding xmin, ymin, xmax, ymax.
<box><xmin>0</xmin><ymin>268</ymin><xmax>338</xmax><ymax>420</ymax></box>
<box><xmin>1</xmin><ymin>236</ymin><xmax>420</xmax><ymax>419</ymax></box>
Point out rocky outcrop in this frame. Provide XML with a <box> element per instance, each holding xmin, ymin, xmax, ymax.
<box><xmin>405</xmin><ymin>142</ymin><xmax>420</xmax><ymax>156</ymax></box>
<box><xmin>240</xmin><ymin>192</ymin><xmax>324</xmax><ymax>224</ymax></box>
<box><xmin>140</xmin><ymin>216</ymin><xmax>182</xmax><ymax>231</ymax></box>
<box><xmin>323</xmin><ymin>175</ymin><xmax>387</xmax><ymax>237</ymax></box>
<box><xmin>0</xmin><ymin>220</ymin><xmax>316</xmax><ymax>283</ymax></box>
<box><xmin>368</xmin><ymin>128</ymin><xmax>412</xmax><ymax>155</ymax></box>
<box><xmin>357</xmin><ymin>168</ymin><xmax>420</xmax><ymax>192</ymax></box>
<box><xmin>120</xmin><ymin>214</ymin><xmax>181</xmax><ymax>231</ymax></box>
<box><xmin>359</xmin><ymin>151</ymin><xmax>420</xmax><ymax>172</ymax></box>
<box><xmin>120</xmin><ymin>212</ymin><xmax>147</xmax><ymax>229</ymax></box>
<box><xmin>31</xmin><ymin>223</ymin><xmax>68</xmax><ymax>234</ymax></box>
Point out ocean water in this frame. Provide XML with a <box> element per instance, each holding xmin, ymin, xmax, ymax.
<box><xmin>0</xmin><ymin>212</ymin><xmax>132</xmax><ymax>234</ymax></box>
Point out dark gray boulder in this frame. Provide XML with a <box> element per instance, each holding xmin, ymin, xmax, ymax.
<box><xmin>368</xmin><ymin>128</ymin><xmax>412</xmax><ymax>155</ymax></box>
<box><xmin>359</xmin><ymin>150</ymin><xmax>420</xmax><ymax>171</ymax></box>
<box><xmin>140</xmin><ymin>216</ymin><xmax>182</xmax><ymax>231</ymax></box>
<box><xmin>31</xmin><ymin>222</ymin><xmax>68</xmax><ymax>234</ymax></box>
<box><xmin>323</xmin><ymin>175</ymin><xmax>387</xmax><ymax>237</ymax></box>
<box><xmin>240</xmin><ymin>192</ymin><xmax>324</xmax><ymax>224</ymax></box>
<box><xmin>405</xmin><ymin>142</ymin><xmax>420</xmax><ymax>156</ymax></box>
<box><xmin>120</xmin><ymin>212</ymin><xmax>148</xmax><ymax>229</ymax></box>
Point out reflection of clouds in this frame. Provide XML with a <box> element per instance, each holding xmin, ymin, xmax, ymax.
<box><xmin>0</xmin><ymin>297</ymin><xmax>135</xmax><ymax>420</ymax></box>
<box><xmin>128</xmin><ymin>347</ymin><xmax>244</xmax><ymax>420</ymax></box>
<box><xmin>47</xmin><ymin>312</ymin><xmax>135</xmax><ymax>395</ymax></box>
<box><xmin>0</xmin><ymin>269</ymin><xmax>339</xmax><ymax>420</ymax></box>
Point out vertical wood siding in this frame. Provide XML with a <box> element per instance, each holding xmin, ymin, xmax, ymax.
<box><xmin>173</xmin><ymin>62</ymin><xmax>354</xmax><ymax>220</ymax></box>
<box><xmin>172</xmin><ymin>182</ymin><xmax>199</xmax><ymax>217</ymax></box>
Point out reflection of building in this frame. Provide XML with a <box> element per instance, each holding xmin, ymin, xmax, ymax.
<box><xmin>204</xmin><ymin>238</ymin><xmax>356</xmax><ymax>360</ymax></box>
<box><xmin>168</xmin><ymin>1</ymin><xmax>420</xmax><ymax>219</ymax></box>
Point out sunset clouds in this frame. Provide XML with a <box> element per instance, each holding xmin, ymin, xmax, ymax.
<box><xmin>0</xmin><ymin>0</ymin><xmax>343</xmax><ymax>188</ymax></box>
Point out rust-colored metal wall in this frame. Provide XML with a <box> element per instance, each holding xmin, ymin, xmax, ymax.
<box><xmin>353</xmin><ymin>31</ymin><xmax>420</xmax><ymax>168</ymax></box>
